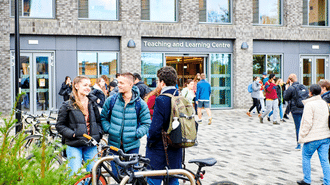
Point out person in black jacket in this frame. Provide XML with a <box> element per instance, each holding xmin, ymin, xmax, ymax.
<box><xmin>319</xmin><ymin>79</ymin><xmax>330</xmax><ymax>103</ymax></box>
<box><xmin>58</xmin><ymin>76</ymin><xmax>72</xmax><ymax>101</ymax></box>
<box><xmin>133</xmin><ymin>73</ymin><xmax>151</xmax><ymax>99</ymax></box>
<box><xmin>90</xmin><ymin>77</ymin><xmax>107</xmax><ymax>108</ymax></box>
<box><xmin>56</xmin><ymin>76</ymin><xmax>103</xmax><ymax>176</ymax></box>
<box><xmin>284</xmin><ymin>73</ymin><xmax>309</xmax><ymax>150</ymax></box>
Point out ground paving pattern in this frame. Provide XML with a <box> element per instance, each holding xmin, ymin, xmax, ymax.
<box><xmin>140</xmin><ymin>109</ymin><xmax>325</xmax><ymax>185</ymax></box>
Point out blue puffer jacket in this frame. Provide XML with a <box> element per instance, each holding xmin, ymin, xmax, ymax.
<box><xmin>100</xmin><ymin>86</ymin><xmax>151</xmax><ymax>152</ymax></box>
<box><xmin>195</xmin><ymin>79</ymin><xmax>211</xmax><ymax>101</ymax></box>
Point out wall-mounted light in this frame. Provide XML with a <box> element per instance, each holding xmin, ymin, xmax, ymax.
<box><xmin>241</xmin><ymin>42</ymin><xmax>249</xmax><ymax>50</ymax></box>
<box><xmin>127</xmin><ymin>39</ymin><xmax>136</xmax><ymax>48</ymax></box>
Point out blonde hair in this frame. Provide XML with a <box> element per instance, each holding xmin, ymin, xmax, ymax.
<box><xmin>71</xmin><ymin>76</ymin><xmax>90</xmax><ymax>115</ymax></box>
<box><xmin>96</xmin><ymin>77</ymin><xmax>107</xmax><ymax>95</ymax></box>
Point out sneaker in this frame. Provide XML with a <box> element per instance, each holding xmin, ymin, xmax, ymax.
<box><xmin>284</xmin><ymin>114</ymin><xmax>289</xmax><ymax>119</ymax></box>
<box><xmin>246</xmin><ymin>112</ymin><xmax>252</xmax><ymax>117</ymax></box>
<box><xmin>295</xmin><ymin>144</ymin><xmax>301</xmax><ymax>150</ymax></box>
<box><xmin>258</xmin><ymin>113</ymin><xmax>262</xmax><ymax>118</ymax></box>
<box><xmin>281</xmin><ymin>119</ymin><xmax>286</xmax><ymax>122</ymax></box>
<box><xmin>273</xmin><ymin>121</ymin><xmax>280</xmax><ymax>125</ymax></box>
<box><xmin>259</xmin><ymin>117</ymin><xmax>263</xmax><ymax>123</ymax></box>
<box><xmin>208</xmin><ymin>117</ymin><xmax>212</xmax><ymax>125</ymax></box>
<box><xmin>267</xmin><ymin>117</ymin><xmax>270</xmax><ymax>122</ymax></box>
<box><xmin>297</xmin><ymin>180</ymin><xmax>310</xmax><ymax>185</ymax></box>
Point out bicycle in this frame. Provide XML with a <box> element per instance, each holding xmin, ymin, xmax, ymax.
<box><xmin>79</xmin><ymin>134</ymin><xmax>217</xmax><ymax>185</ymax></box>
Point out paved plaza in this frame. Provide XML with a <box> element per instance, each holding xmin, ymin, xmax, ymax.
<box><xmin>140</xmin><ymin>109</ymin><xmax>325</xmax><ymax>185</ymax></box>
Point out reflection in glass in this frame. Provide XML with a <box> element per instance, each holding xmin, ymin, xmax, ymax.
<box><xmin>303</xmin><ymin>58</ymin><xmax>312</xmax><ymax>88</ymax></box>
<box><xmin>20</xmin><ymin>56</ymin><xmax>31</xmax><ymax>112</ymax></box>
<box><xmin>35</xmin><ymin>56</ymin><xmax>49</xmax><ymax>111</ymax></box>
<box><xmin>253</xmin><ymin>55</ymin><xmax>265</xmax><ymax>78</ymax></box>
<box><xmin>303</xmin><ymin>0</ymin><xmax>328</xmax><ymax>26</ymax></box>
<box><xmin>141</xmin><ymin>53</ymin><xmax>163</xmax><ymax>88</ymax></box>
<box><xmin>199</xmin><ymin>0</ymin><xmax>231</xmax><ymax>23</ymax></box>
<box><xmin>99</xmin><ymin>53</ymin><xmax>117</xmax><ymax>82</ymax></box>
<box><xmin>267</xmin><ymin>55</ymin><xmax>281</xmax><ymax>78</ymax></box>
<box><xmin>253</xmin><ymin>0</ymin><xmax>281</xmax><ymax>24</ymax></box>
<box><xmin>78</xmin><ymin>52</ymin><xmax>97</xmax><ymax>83</ymax></box>
<box><xmin>316</xmin><ymin>58</ymin><xmax>325</xmax><ymax>82</ymax></box>
<box><xmin>142</xmin><ymin>0</ymin><xmax>176</xmax><ymax>21</ymax></box>
<box><xmin>78</xmin><ymin>0</ymin><xmax>117</xmax><ymax>20</ymax></box>
<box><xmin>17</xmin><ymin>0</ymin><xmax>54</xmax><ymax>17</ymax></box>
<box><xmin>209</xmin><ymin>54</ymin><xmax>231</xmax><ymax>108</ymax></box>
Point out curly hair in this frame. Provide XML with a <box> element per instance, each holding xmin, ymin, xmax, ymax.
<box><xmin>157</xmin><ymin>66</ymin><xmax>177</xmax><ymax>86</ymax></box>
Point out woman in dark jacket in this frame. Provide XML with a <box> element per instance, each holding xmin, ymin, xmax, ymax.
<box><xmin>90</xmin><ymin>77</ymin><xmax>107</xmax><ymax>108</ymax></box>
<box><xmin>58</xmin><ymin>76</ymin><xmax>72</xmax><ymax>101</ymax></box>
<box><xmin>56</xmin><ymin>76</ymin><xmax>103</xmax><ymax>176</ymax></box>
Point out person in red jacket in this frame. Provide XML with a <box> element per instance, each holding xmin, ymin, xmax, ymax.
<box><xmin>259</xmin><ymin>74</ymin><xmax>279</xmax><ymax>125</ymax></box>
<box><xmin>144</xmin><ymin>85</ymin><xmax>162</xmax><ymax>120</ymax></box>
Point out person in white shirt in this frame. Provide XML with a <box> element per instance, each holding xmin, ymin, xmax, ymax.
<box><xmin>181</xmin><ymin>79</ymin><xmax>195</xmax><ymax>105</ymax></box>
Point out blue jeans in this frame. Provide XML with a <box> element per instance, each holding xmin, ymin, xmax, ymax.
<box><xmin>302</xmin><ymin>138</ymin><xmax>330</xmax><ymax>184</ymax></box>
<box><xmin>292</xmin><ymin>113</ymin><xmax>302</xmax><ymax>143</ymax></box>
<box><xmin>110</xmin><ymin>147</ymin><xmax>139</xmax><ymax>179</ymax></box>
<box><xmin>268</xmin><ymin>103</ymin><xmax>283</xmax><ymax>120</ymax></box>
<box><xmin>66</xmin><ymin>145</ymin><xmax>98</xmax><ymax>176</ymax></box>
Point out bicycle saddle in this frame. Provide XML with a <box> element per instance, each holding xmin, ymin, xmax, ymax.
<box><xmin>188</xmin><ymin>158</ymin><xmax>217</xmax><ymax>167</ymax></box>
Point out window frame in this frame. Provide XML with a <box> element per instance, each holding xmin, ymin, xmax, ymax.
<box><xmin>199</xmin><ymin>0</ymin><xmax>233</xmax><ymax>24</ymax></box>
<box><xmin>77</xmin><ymin>51</ymin><xmax>119</xmax><ymax>83</ymax></box>
<box><xmin>253</xmin><ymin>53</ymin><xmax>283</xmax><ymax>78</ymax></box>
<box><xmin>141</xmin><ymin>0</ymin><xmax>179</xmax><ymax>23</ymax></box>
<box><xmin>10</xmin><ymin>0</ymin><xmax>55</xmax><ymax>19</ymax></box>
<box><xmin>302</xmin><ymin>0</ymin><xmax>329</xmax><ymax>27</ymax></box>
<box><xmin>252</xmin><ymin>0</ymin><xmax>283</xmax><ymax>26</ymax></box>
<box><xmin>78</xmin><ymin>0</ymin><xmax>119</xmax><ymax>21</ymax></box>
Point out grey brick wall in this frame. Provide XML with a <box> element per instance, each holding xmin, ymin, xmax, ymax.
<box><xmin>1</xmin><ymin>0</ymin><xmax>330</xmax><ymax>114</ymax></box>
<box><xmin>0</xmin><ymin>0</ymin><xmax>11</xmax><ymax>114</ymax></box>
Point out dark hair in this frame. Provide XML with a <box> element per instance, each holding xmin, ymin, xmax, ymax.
<box><xmin>109</xmin><ymin>81</ymin><xmax>117</xmax><ymax>87</ymax></box>
<box><xmin>116</xmin><ymin>73</ymin><xmax>120</xmax><ymax>78</ymax></box>
<box><xmin>318</xmin><ymin>80</ymin><xmax>330</xmax><ymax>91</ymax></box>
<box><xmin>157</xmin><ymin>66</ymin><xmax>177</xmax><ymax>86</ymax></box>
<box><xmin>269</xmin><ymin>74</ymin><xmax>275</xmax><ymax>79</ymax></box>
<box><xmin>133</xmin><ymin>73</ymin><xmax>142</xmax><ymax>81</ymax></box>
<box><xmin>64</xmin><ymin>76</ymin><xmax>70</xmax><ymax>82</ymax></box>
<box><xmin>309</xmin><ymin>84</ymin><xmax>321</xmax><ymax>96</ymax></box>
<box><xmin>253</xmin><ymin>76</ymin><xmax>259</xmax><ymax>81</ymax></box>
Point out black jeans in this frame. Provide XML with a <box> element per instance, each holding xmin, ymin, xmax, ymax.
<box><xmin>249</xmin><ymin>98</ymin><xmax>261</xmax><ymax>114</ymax></box>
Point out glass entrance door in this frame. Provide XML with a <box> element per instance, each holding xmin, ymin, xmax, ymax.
<box><xmin>301</xmin><ymin>55</ymin><xmax>328</xmax><ymax>88</ymax></box>
<box><xmin>12</xmin><ymin>52</ymin><xmax>55</xmax><ymax>114</ymax></box>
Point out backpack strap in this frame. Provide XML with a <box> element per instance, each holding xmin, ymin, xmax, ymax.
<box><xmin>135</xmin><ymin>97</ymin><xmax>141</xmax><ymax>127</ymax></box>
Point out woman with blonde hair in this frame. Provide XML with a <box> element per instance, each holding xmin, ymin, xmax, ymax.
<box><xmin>56</xmin><ymin>76</ymin><xmax>103</xmax><ymax>176</ymax></box>
<box><xmin>90</xmin><ymin>77</ymin><xmax>107</xmax><ymax>108</ymax></box>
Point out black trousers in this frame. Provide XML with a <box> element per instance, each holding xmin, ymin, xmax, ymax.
<box><xmin>249</xmin><ymin>98</ymin><xmax>261</xmax><ymax>114</ymax></box>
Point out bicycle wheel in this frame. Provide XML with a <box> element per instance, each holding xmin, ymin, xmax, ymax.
<box><xmin>176</xmin><ymin>170</ymin><xmax>201</xmax><ymax>185</ymax></box>
<box><xmin>74</xmin><ymin>173</ymin><xmax>107</xmax><ymax>185</ymax></box>
<box><xmin>10</xmin><ymin>134</ymin><xmax>42</xmax><ymax>158</ymax></box>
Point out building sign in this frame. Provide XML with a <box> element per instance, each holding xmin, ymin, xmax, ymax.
<box><xmin>141</xmin><ymin>38</ymin><xmax>233</xmax><ymax>52</ymax></box>
<box><xmin>143</xmin><ymin>40</ymin><xmax>231</xmax><ymax>49</ymax></box>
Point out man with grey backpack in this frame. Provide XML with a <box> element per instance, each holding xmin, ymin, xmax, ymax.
<box><xmin>284</xmin><ymin>73</ymin><xmax>309</xmax><ymax>150</ymax></box>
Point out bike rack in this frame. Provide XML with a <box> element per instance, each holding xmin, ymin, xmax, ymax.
<box><xmin>119</xmin><ymin>169</ymin><xmax>195</xmax><ymax>185</ymax></box>
<box><xmin>91</xmin><ymin>156</ymin><xmax>115</xmax><ymax>185</ymax></box>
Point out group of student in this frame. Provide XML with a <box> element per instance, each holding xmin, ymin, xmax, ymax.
<box><xmin>248</xmin><ymin>72</ymin><xmax>330</xmax><ymax>185</ymax></box>
<box><xmin>55</xmin><ymin>66</ymin><xmax>212</xmax><ymax>185</ymax></box>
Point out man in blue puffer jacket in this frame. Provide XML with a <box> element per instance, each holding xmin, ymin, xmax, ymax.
<box><xmin>196</xmin><ymin>73</ymin><xmax>212</xmax><ymax>125</ymax></box>
<box><xmin>100</xmin><ymin>72</ymin><xmax>151</xmax><ymax>177</ymax></box>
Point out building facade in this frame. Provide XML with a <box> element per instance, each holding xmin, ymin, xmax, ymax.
<box><xmin>1</xmin><ymin>0</ymin><xmax>330</xmax><ymax>114</ymax></box>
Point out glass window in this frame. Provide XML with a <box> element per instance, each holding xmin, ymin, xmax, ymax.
<box><xmin>303</xmin><ymin>0</ymin><xmax>328</xmax><ymax>26</ymax></box>
<box><xmin>78</xmin><ymin>0</ymin><xmax>118</xmax><ymax>20</ymax></box>
<box><xmin>11</xmin><ymin>0</ymin><xmax>54</xmax><ymax>18</ymax></box>
<box><xmin>253</xmin><ymin>54</ymin><xmax>282</xmax><ymax>79</ymax></box>
<box><xmin>141</xmin><ymin>53</ymin><xmax>163</xmax><ymax>88</ymax></box>
<box><xmin>253</xmin><ymin>0</ymin><xmax>282</xmax><ymax>25</ymax></box>
<box><xmin>141</xmin><ymin>0</ymin><xmax>177</xmax><ymax>22</ymax></box>
<box><xmin>199</xmin><ymin>0</ymin><xmax>231</xmax><ymax>23</ymax></box>
<box><xmin>209</xmin><ymin>54</ymin><xmax>231</xmax><ymax>108</ymax></box>
<box><xmin>78</xmin><ymin>52</ymin><xmax>117</xmax><ymax>85</ymax></box>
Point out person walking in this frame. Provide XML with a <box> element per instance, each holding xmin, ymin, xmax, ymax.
<box><xmin>146</xmin><ymin>66</ymin><xmax>182</xmax><ymax>185</ymax></box>
<box><xmin>193</xmin><ymin>73</ymin><xmax>201</xmax><ymax>114</ymax></box>
<box><xmin>90</xmin><ymin>77</ymin><xmax>107</xmax><ymax>108</ymax></box>
<box><xmin>247</xmin><ymin>76</ymin><xmax>262</xmax><ymax>117</ymax></box>
<box><xmin>259</xmin><ymin>74</ymin><xmax>279</xmax><ymax>125</ymax></box>
<box><xmin>297</xmin><ymin>84</ymin><xmax>330</xmax><ymax>185</ymax></box>
<box><xmin>267</xmin><ymin>78</ymin><xmax>286</xmax><ymax>122</ymax></box>
<box><xmin>133</xmin><ymin>73</ymin><xmax>152</xmax><ymax>99</ymax></box>
<box><xmin>181</xmin><ymin>79</ymin><xmax>195</xmax><ymax>105</ymax></box>
<box><xmin>284</xmin><ymin>73</ymin><xmax>309</xmax><ymax>150</ymax></box>
<box><xmin>58</xmin><ymin>76</ymin><xmax>72</xmax><ymax>101</ymax></box>
<box><xmin>196</xmin><ymin>73</ymin><xmax>212</xmax><ymax>125</ymax></box>
<box><xmin>56</xmin><ymin>76</ymin><xmax>103</xmax><ymax>176</ymax></box>
<box><xmin>100</xmin><ymin>72</ymin><xmax>151</xmax><ymax>178</ymax></box>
